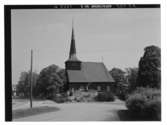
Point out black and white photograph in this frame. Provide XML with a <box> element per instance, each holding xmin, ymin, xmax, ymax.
<box><xmin>5</xmin><ymin>4</ymin><xmax>161</xmax><ymax>121</ymax></box>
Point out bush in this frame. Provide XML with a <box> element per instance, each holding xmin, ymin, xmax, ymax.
<box><xmin>52</xmin><ymin>93</ymin><xmax>68</xmax><ymax>103</ymax></box>
<box><xmin>95</xmin><ymin>92</ymin><xmax>115</xmax><ymax>102</ymax></box>
<box><xmin>126</xmin><ymin>93</ymin><xmax>146</xmax><ymax>112</ymax></box>
<box><xmin>126</xmin><ymin>87</ymin><xmax>161</xmax><ymax>120</ymax></box>
<box><xmin>69</xmin><ymin>90</ymin><xmax>97</xmax><ymax>102</ymax></box>
<box><xmin>116</xmin><ymin>88</ymin><xmax>128</xmax><ymax>101</ymax></box>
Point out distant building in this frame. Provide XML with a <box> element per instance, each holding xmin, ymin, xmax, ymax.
<box><xmin>65</xmin><ymin>26</ymin><xmax>114</xmax><ymax>92</ymax></box>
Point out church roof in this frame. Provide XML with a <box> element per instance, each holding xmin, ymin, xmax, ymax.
<box><xmin>67</xmin><ymin>62</ymin><xmax>114</xmax><ymax>83</ymax></box>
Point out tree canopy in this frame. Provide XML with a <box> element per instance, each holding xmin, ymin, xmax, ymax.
<box><xmin>34</xmin><ymin>64</ymin><xmax>66</xmax><ymax>99</ymax></box>
<box><xmin>109</xmin><ymin>68</ymin><xmax>128</xmax><ymax>100</ymax></box>
<box><xmin>137</xmin><ymin>45</ymin><xmax>161</xmax><ymax>88</ymax></box>
<box><xmin>16</xmin><ymin>71</ymin><xmax>38</xmax><ymax>98</ymax></box>
<box><xmin>110</xmin><ymin>68</ymin><xmax>126</xmax><ymax>83</ymax></box>
<box><xmin>125</xmin><ymin>67</ymin><xmax>138</xmax><ymax>92</ymax></box>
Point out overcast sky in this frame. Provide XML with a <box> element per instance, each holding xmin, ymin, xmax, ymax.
<box><xmin>11</xmin><ymin>8</ymin><xmax>160</xmax><ymax>84</ymax></box>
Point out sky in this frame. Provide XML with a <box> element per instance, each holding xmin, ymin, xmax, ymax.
<box><xmin>11</xmin><ymin>8</ymin><xmax>160</xmax><ymax>84</ymax></box>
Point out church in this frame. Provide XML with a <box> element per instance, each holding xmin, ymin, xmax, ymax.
<box><xmin>65</xmin><ymin>26</ymin><xmax>114</xmax><ymax>92</ymax></box>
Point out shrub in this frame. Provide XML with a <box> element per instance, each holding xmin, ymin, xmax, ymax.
<box><xmin>145</xmin><ymin>97</ymin><xmax>161</xmax><ymax>120</ymax></box>
<box><xmin>52</xmin><ymin>93</ymin><xmax>68</xmax><ymax>103</ymax></box>
<box><xmin>116</xmin><ymin>88</ymin><xmax>128</xmax><ymax>101</ymax></box>
<box><xmin>69</xmin><ymin>90</ymin><xmax>97</xmax><ymax>102</ymax></box>
<box><xmin>95</xmin><ymin>92</ymin><xmax>115</xmax><ymax>102</ymax></box>
<box><xmin>126</xmin><ymin>93</ymin><xmax>146</xmax><ymax>112</ymax></box>
<box><xmin>126</xmin><ymin>87</ymin><xmax>161</xmax><ymax>120</ymax></box>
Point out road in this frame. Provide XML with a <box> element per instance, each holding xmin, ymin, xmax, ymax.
<box><xmin>13</xmin><ymin>100</ymin><xmax>126</xmax><ymax>121</ymax></box>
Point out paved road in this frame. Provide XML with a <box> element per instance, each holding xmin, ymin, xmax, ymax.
<box><xmin>14</xmin><ymin>100</ymin><xmax>126</xmax><ymax>121</ymax></box>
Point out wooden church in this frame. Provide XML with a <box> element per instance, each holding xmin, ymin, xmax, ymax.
<box><xmin>65</xmin><ymin>26</ymin><xmax>114</xmax><ymax>92</ymax></box>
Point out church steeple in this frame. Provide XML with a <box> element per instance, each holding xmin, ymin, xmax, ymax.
<box><xmin>68</xmin><ymin>22</ymin><xmax>79</xmax><ymax>61</ymax></box>
<box><xmin>65</xmin><ymin>21</ymin><xmax>81</xmax><ymax>70</ymax></box>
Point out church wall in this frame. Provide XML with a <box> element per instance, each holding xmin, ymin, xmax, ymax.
<box><xmin>68</xmin><ymin>82</ymin><xmax>114</xmax><ymax>92</ymax></box>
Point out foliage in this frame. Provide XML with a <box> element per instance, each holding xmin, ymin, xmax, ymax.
<box><xmin>34</xmin><ymin>64</ymin><xmax>64</xmax><ymax>99</ymax></box>
<box><xmin>116</xmin><ymin>86</ymin><xmax>128</xmax><ymax>100</ymax></box>
<box><xmin>94</xmin><ymin>92</ymin><xmax>115</xmax><ymax>102</ymax></box>
<box><xmin>126</xmin><ymin>87</ymin><xmax>161</xmax><ymax>120</ymax></box>
<box><xmin>125</xmin><ymin>68</ymin><xmax>138</xmax><ymax>93</ymax></box>
<box><xmin>68</xmin><ymin>90</ymin><xmax>97</xmax><ymax>102</ymax></box>
<box><xmin>110</xmin><ymin>68</ymin><xmax>126</xmax><ymax>82</ymax></box>
<box><xmin>16</xmin><ymin>71</ymin><xmax>38</xmax><ymax>98</ymax></box>
<box><xmin>57</xmin><ymin>69</ymin><xmax>68</xmax><ymax>92</ymax></box>
<box><xmin>52</xmin><ymin>93</ymin><xmax>68</xmax><ymax>103</ymax></box>
<box><xmin>110</xmin><ymin>68</ymin><xmax>128</xmax><ymax>100</ymax></box>
<box><xmin>137</xmin><ymin>45</ymin><xmax>161</xmax><ymax>88</ymax></box>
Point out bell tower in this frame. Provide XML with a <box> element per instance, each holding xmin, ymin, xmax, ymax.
<box><xmin>65</xmin><ymin>22</ymin><xmax>81</xmax><ymax>70</ymax></box>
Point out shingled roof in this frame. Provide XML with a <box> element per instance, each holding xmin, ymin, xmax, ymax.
<box><xmin>67</xmin><ymin>62</ymin><xmax>114</xmax><ymax>83</ymax></box>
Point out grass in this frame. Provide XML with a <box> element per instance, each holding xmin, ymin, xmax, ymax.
<box><xmin>13</xmin><ymin>106</ymin><xmax>60</xmax><ymax>119</ymax></box>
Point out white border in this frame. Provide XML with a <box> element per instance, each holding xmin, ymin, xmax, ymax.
<box><xmin>0</xmin><ymin>0</ymin><xmax>166</xmax><ymax>125</ymax></box>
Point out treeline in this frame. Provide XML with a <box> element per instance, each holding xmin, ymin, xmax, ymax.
<box><xmin>16</xmin><ymin>64</ymin><xmax>67</xmax><ymax>99</ymax></box>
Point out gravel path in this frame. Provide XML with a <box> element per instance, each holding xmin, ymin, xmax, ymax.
<box><xmin>13</xmin><ymin>99</ymin><xmax>126</xmax><ymax>121</ymax></box>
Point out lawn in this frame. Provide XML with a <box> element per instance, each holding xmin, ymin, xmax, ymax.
<box><xmin>13</xmin><ymin>106</ymin><xmax>60</xmax><ymax>119</ymax></box>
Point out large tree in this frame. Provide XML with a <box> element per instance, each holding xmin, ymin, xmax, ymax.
<box><xmin>16</xmin><ymin>71</ymin><xmax>38</xmax><ymax>98</ymax></box>
<box><xmin>137</xmin><ymin>45</ymin><xmax>161</xmax><ymax>88</ymax></box>
<box><xmin>57</xmin><ymin>69</ymin><xmax>68</xmax><ymax>92</ymax></box>
<box><xmin>34</xmin><ymin>64</ymin><xmax>65</xmax><ymax>99</ymax></box>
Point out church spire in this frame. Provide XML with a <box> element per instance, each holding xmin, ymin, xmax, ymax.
<box><xmin>68</xmin><ymin>21</ymin><xmax>78</xmax><ymax>61</ymax></box>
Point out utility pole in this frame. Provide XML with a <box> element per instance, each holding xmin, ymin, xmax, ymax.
<box><xmin>29</xmin><ymin>49</ymin><xmax>33</xmax><ymax>108</ymax></box>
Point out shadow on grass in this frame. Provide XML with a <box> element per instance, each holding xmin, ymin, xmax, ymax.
<box><xmin>13</xmin><ymin>106</ymin><xmax>60</xmax><ymax>119</ymax></box>
<box><xmin>117</xmin><ymin>110</ymin><xmax>161</xmax><ymax>121</ymax></box>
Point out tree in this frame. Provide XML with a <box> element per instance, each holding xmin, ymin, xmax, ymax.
<box><xmin>57</xmin><ymin>69</ymin><xmax>68</xmax><ymax>92</ymax></box>
<box><xmin>137</xmin><ymin>45</ymin><xmax>161</xmax><ymax>88</ymax></box>
<box><xmin>16</xmin><ymin>71</ymin><xmax>39</xmax><ymax>98</ymax></box>
<box><xmin>35</xmin><ymin>64</ymin><xmax>64</xmax><ymax>99</ymax></box>
<box><xmin>125</xmin><ymin>68</ymin><xmax>138</xmax><ymax>93</ymax></box>
<box><xmin>110</xmin><ymin>68</ymin><xmax>128</xmax><ymax>100</ymax></box>
<box><xmin>110</xmin><ymin>68</ymin><xmax>126</xmax><ymax>83</ymax></box>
